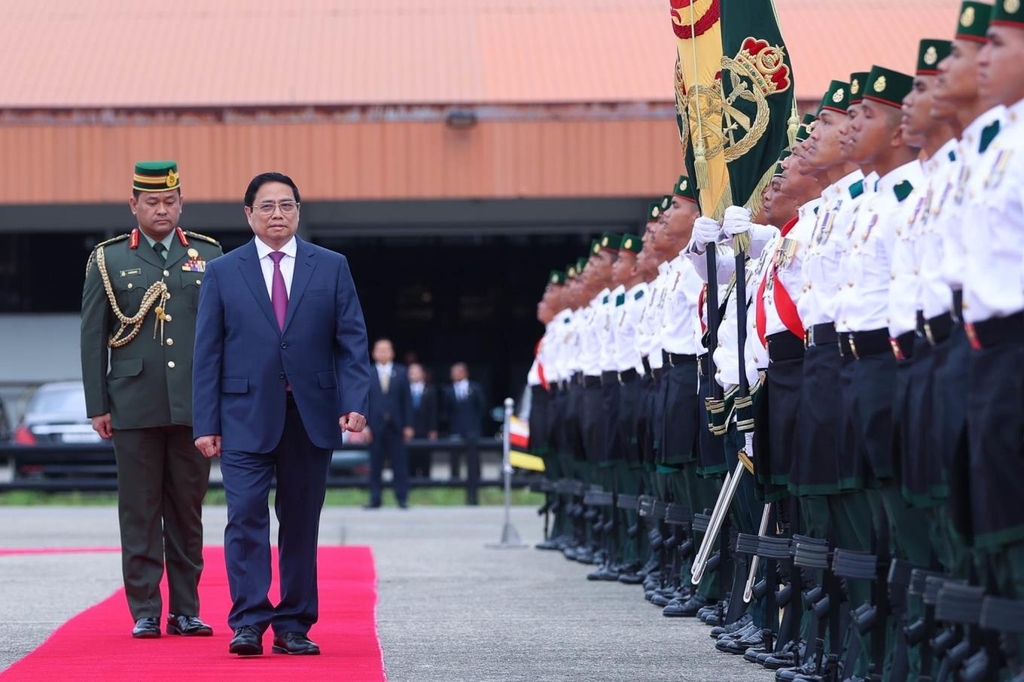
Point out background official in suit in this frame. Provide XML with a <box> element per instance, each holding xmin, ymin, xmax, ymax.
<box><xmin>442</xmin><ymin>363</ymin><xmax>487</xmax><ymax>505</ymax></box>
<box><xmin>366</xmin><ymin>338</ymin><xmax>414</xmax><ymax>509</ymax></box>
<box><xmin>81</xmin><ymin>161</ymin><xmax>221</xmax><ymax>639</ymax></box>
<box><xmin>408</xmin><ymin>362</ymin><xmax>439</xmax><ymax>478</ymax></box>
<box><xmin>192</xmin><ymin>172</ymin><xmax>371</xmax><ymax>658</ymax></box>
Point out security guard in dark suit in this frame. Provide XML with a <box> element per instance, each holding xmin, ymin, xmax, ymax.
<box><xmin>81</xmin><ymin>161</ymin><xmax>223</xmax><ymax>639</ymax></box>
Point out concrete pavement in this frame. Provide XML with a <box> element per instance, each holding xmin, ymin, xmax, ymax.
<box><xmin>0</xmin><ymin>506</ymin><xmax>764</xmax><ymax>681</ymax></box>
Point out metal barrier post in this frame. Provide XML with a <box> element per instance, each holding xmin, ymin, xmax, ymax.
<box><xmin>486</xmin><ymin>398</ymin><xmax>527</xmax><ymax>549</ymax></box>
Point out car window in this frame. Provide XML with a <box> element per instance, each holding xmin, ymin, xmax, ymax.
<box><xmin>28</xmin><ymin>387</ymin><xmax>87</xmax><ymax>415</ymax></box>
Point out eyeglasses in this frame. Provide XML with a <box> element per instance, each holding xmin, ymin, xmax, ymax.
<box><xmin>251</xmin><ymin>201</ymin><xmax>299</xmax><ymax>217</ymax></box>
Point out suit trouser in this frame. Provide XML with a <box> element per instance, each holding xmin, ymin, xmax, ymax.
<box><xmin>220</xmin><ymin>396</ymin><xmax>331</xmax><ymax>635</ymax></box>
<box><xmin>112</xmin><ymin>425</ymin><xmax>210</xmax><ymax>620</ymax></box>
<box><xmin>369</xmin><ymin>426</ymin><xmax>410</xmax><ymax>505</ymax></box>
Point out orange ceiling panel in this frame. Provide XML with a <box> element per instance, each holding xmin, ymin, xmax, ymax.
<box><xmin>2</xmin><ymin>0</ymin><xmax>962</xmax><ymax>109</ymax></box>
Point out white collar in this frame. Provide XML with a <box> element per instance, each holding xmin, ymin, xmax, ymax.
<box><xmin>255</xmin><ymin>235</ymin><xmax>297</xmax><ymax>260</ymax></box>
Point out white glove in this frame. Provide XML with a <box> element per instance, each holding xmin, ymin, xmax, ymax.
<box><xmin>722</xmin><ymin>206</ymin><xmax>752</xmax><ymax>237</ymax></box>
<box><xmin>692</xmin><ymin>216</ymin><xmax>721</xmax><ymax>248</ymax></box>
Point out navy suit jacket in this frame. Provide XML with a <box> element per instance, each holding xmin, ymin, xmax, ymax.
<box><xmin>368</xmin><ymin>363</ymin><xmax>414</xmax><ymax>434</ymax></box>
<box><xmin>192</xmin><ymin>237</ymin><xmax>371</xmax><ymax>453</ymax></box>
<box><xmin>442</xmin><ymin>381</ymin><xmax>487</xmax><ymax>436</ymax></box>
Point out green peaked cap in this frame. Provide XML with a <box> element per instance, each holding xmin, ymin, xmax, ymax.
<box><xmin>549</xmin><ymin>270</ymin><xmax>566</xmax><ymax>286</ymax></box>
<box><xmin>673</xmin><ymin>175</ymin><xmax>698</xmax><ymax>203</ymax></box>
<box><xmin>849</xmin><ymin>72</ymin><xmax>869</xmax><ymax>105</ymax></box>
<box><xmin>620</xmin><ymin>233</ymin><xmax>642</xmax><ymax>253</ymax></box>
<box><xmin>917</xmin><ymin>39</ymin><xmax>952</xmax><ymax>75</ymax></box>
<box><xmin>819</xmin><ymin>80</ymin><xmax>851</xmax><ymax>115</ymax></box>
<box><xmin>864</xmin><ymin>65</ymin><xmax>915</xmax><ymax>108</ymax></box>
<box><xmin>955</xmin><ymin>2</ymin><xmax>992</xmax><ymax>41</ymax></box>
<box><xmin>133</xmin><ymin>160</ymin><xmax>180</xmax><ymax>192</ymax></box>
<box><xmin>993</xmin><ymin>0</ymin><xmax>1024</xmax><ymax>26</ymax></box>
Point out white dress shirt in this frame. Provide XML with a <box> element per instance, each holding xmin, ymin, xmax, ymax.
<box><xmin>613</xmin><ymin>282</ymin><xmax>648</xmax><ymax>373</ymax></box>
<box><xmin>255</xmin><ymin>235</ymin><xmax>297</xmax><ymax>298</ymax></box>
<box><xmin>915</xmin><ymin>139</ymin><xmax>960</xmax><ymax>320</ymax></box>
<box><xmin>660</xmin><ymin>254</ymin><xmax>706</xmax><ymax>356</ymax></box>
<box><xmin>578</xmin><ymin>290</ymin><xmax>608</xmax><ymax>377</ymax></box>
<box><xmin>375</xmin><ymin>362</ymin><xmax>394</xmax><ymax>389</ymax></box>
<box><xmin>599</xmin><ymin>285</ymin><xmax>625</xmax><ymax>372</ymax></box>
<box><xmin>454</xmin><ymin>379</ymin><xmax>470</xmax><ymax>400</ymax></box>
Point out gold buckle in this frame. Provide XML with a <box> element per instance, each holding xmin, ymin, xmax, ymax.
<box><xmin>923</xmin><ymin>321</ymin><xmax>936</xmax><ymax>346</ymax></box>
<box><xmin>848</xmin><ymin>334</ymin><xmax>861</xmax><ymax>360</ymax></box>
<box><xmin>804</xmin><ymin>328</ymin><xmax>812</xmax><ymax>348</ymax></box>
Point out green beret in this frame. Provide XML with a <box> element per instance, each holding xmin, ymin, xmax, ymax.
<box><xmin>955</xmin><ymin>1</ymin><xmax>992</xmax><ymax>42</ymax></box>
<box><xmin>849</xmin><ymin>72</ymin><xmax>869</xmax><ymax>105</ymax></box>
<box><xmin>773</xmin><ymin>150</ymin><xmax>792</xmax><ymax>178</ymax></box>
<box><xmin>600</xmin><ymin>232</ymin><xmax>623</xmax><ymax>251</ymax></box>
<box><xmin>917</xmin><ymin>39</ymin><xmax>952</xmax><ymax>75</ymax></box>
<box><xmin>864</xmin><ymin>65</ymin><xmax>915</xmax><ymax>109</ymax></box>
<box><xmin>133</xmin><ymin>160</ymin><xmax>180</xmax><ymax>193</ymax></box>
<box><xmin>647</xmin><ymin>200</ymin><xmax>664</xmax><ymax>222</ymax></box>
<box><xmin>819</xmin><ymin>79</ymin><xmax>851</xmax><ymax>115</ymax></box>
<box><xmin>993</xmin><ymin>0</ymin><xmax>1024</xmax><ymax>27</ymax></box>
<box><xmin>660</xmin><ymin>195</ymin><xmax>673</xmax><ymax>211</ymax></box>
<box><xmin>620</xmin><ymin>233</ymin><xmax>642</xmax><ymax>253</ymax></box>
<box><xmin>549</xmin><ymin>270</ymin><xmax>566</xmax><ymax>286</ymax></box>
<box><xmin>590</xmin><ymin>239</ymin><xmax>602</xmax><ymax>256</ymax></box>
<box><xmin>577</xmin><ymin>257</ymin><xmax>588</xmax><ymax>273</ymax></box>
<box><xmin>673</xmin><ymin>175</ymin><xmax>698</xmax><ymax>204</ymax></box>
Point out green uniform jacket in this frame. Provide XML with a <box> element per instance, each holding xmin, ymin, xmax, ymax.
<box><xmin>81</xmin><ymin>228</ymin><xmax>223</xmax><ymax>430</ymax></box>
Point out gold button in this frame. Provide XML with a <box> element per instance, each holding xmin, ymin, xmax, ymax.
<box><xmin>165</xmin><ymin>315</ymin><xmax>172</xmax><ymax>322</ymax></box>
<box><xmin>127</xmin><ymin>283</ymin><xmax>133</xmax><ymax>289</ymax></box>
<box><xmin>167</xmin><ymin>361</ymin><xmax>176</xmax><ymax>368</ymax></box>
<box><xmin>166</xmin><ymin>338</ymin><xmax>174</xmax><ymax>346</ymax></box>
<box><xmin>163</xmin><ymin>270</ymin><xmax>170</xmax><ymax>277</ymax></box>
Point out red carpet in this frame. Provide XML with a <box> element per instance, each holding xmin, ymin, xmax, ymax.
<box><xmin>1</xmin><ymin>546</ymin><xmax>385</xmax><ymax>682</ymax></box>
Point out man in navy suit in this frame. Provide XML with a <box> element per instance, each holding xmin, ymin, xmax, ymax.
<box><xmin>192</xmin><ymin>172</ymin><xmax>371</xmax><ymax>657</ymax></box>
<box><xmin>365</xmin><ymin>338</ymin><xmax>414</xmax><ymax>509</ymax></box>
<box><xmin>441</xmin><ymin>363</ymin><xmax>487</xmax><ymax>505</ymax></box>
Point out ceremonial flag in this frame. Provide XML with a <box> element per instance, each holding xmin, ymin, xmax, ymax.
<box><xmin>509</xmin><ymin>415</ymin><xmax>545</xmax><ymax>472</ymax></box>
<box><xmin>671</xmin><ymin>0</ymin><xmax>796</xmax><ymax>218</ymax></box>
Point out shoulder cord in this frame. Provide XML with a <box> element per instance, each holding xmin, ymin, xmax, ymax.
<box><xmin>95</xmin><ymin>246</ymin><xmax>170</xmax><ymax>347</ymax></box>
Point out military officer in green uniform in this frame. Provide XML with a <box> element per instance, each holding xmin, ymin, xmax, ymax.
<box><xmin>80</xmin><ymin>161</ymin><xmax>223</xmax><ymax>639</ymax></box>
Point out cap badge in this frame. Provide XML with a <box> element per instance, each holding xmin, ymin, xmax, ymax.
<box><xmin>961</xmin><ymin>5</ymin><xmax>976</xmax><ymax>27</ymax></box>
<box><xmin>850</xmin><ymin>79</ymin><xmax>860</xmax><ymax>95</ymax></box>
<box><xmin>832</xmin><ymin>88</ymin><xmax>845</xmax><ymax>103</ymax></box>
<box><xmin>924</xmin><ymin>46</ymin><xmax>938</xmax><ymax>66</ymax></box>
<box><xmin>1007</xmin><ymin>0</ymin><xmax>1021</xmax><ymax>13</ymax></box>
<box><xmin>166</xmin><ymin>169</ymin><xmax>179</xmax><ymax>188</ymax></box>
<box><xmin>873</xmin><ymin>75</ymin><xmax>887</xmax><ymax>93</ymax></box>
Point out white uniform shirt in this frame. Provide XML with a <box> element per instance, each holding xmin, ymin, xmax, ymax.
<box><xmin>915</xmin><ymin>139</ymin><xmax>961</xmax><ymax>320</ymax></box>
<box><xmin>599</xmin><ymin>285</ymin><xmax>625</xmax><ymax>372</ymax></box>
<box><xmin>578</xmin><ymin>290</ymin><xmax>608</xmax><ymax>377</ymax></box>
<box><xmin>660</xmin><ymin>253</ymin><xmax>705</xmax><ymax>356</ymax></box>
<box><xmin>790</xmin><ymin>172</ymin><xmax>864</xmax><ymax>328</ymax></box>
<box><xmin>714</xmin><ymin>240</ymin><xmax>774</xmax><ymax>391</ymax></box>
<box><xmin>613</xmin><ymin>282</ymin><xmax>648</xmax><ymax>373</ymax></box>
<box><xmin>962</xmin><ymin>104</ymin><xmax>1024</xmax><ymax>323</ymax></box>
<box><xmin>636</xmin><ymin>265</ymin><xmax>671</xmax><ymax>370</ymax></box>
<box><xmin>836</xmin><ymin>161</ymin><xmax>924</xmax><ymax>333</ymax></box>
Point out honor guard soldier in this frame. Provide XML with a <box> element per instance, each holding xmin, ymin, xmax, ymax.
<box><xmin>81</xmin><ymin>161</ymin><xmax>223</xmax><ymax>639</ymax></box>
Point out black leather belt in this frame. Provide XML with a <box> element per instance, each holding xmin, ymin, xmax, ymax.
<box><xmin>571</xmin><ymin>372</ymin><xmax>582</xmax><ymax>386</ymax></box>
<box><xmin>923</xmin><ymin>312</ymin><xmax>954</xmax><ymax>347</ymax></box>
<box><xmin>890</xmin><ymin>330</ymin><xmax>915</xmax><ymax>361</ymax></box>
<box><xmin>697</xmin><ymin>353</ymin><xmax>710</xmax><ymax>378</ymax></box>
<box><xmin>583</xmin><ymin>375</ymin><xmax>602</xmax><ymax>389</ymax></box>
<box><xmin>838</xmin><ymin>327</ymin><xmax>890</xmax><ymax>360</ymax></box>
<box><xmin>600</xmin><ymin>371</ymin><xmax>618</xmax><ymax>386</ymax></box>
<box><xmin>651</xmin><ymin>367</ymin><xmax>665</xmax><ymax>382</ymax></box>
<box><xmin>767</xmin><ymin>331</ymin><xmax>805</xmax><ymax>362</ymax></box>
<box><xmin>964</xmin><ymin>311</ymin><xmax>1024</xmax><ymax>350</ymax></box>
<box><xmin>616</xmin><ymin>368</ymin><xmax>639</xmax><ymax>384</ymax></box>
<box><xmin>804</xmin><ymin>323</ymin><xmax>838</xmax><ymax>348</ymax></box>
<box><xmin>662</xmin><ymin>350</ymin><xmax>697</xmax><ymax>367</ymax></box>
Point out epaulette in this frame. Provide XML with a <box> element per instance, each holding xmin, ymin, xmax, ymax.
<box><xmin>184</xmin><ymin>230</ymin><xmax>221</xmax><ymax>247</ymax></box>
<box><xmin>849</xmin><ymin>180</ymin><xmax>865</xmax><ymax>199</ymax></box>
<box><xmin>86</xmin><ymin>233</ymin><xmax>130</xmax><ymax>274</ymax></box>
<box><xmin>94</xmin><ymin>233</ymin><xmax>131</xmax><ymax>250</ymax></box>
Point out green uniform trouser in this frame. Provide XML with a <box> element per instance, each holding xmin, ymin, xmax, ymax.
<box><xmin>555</xmin><ymin>451</ymin><xmax>576</xmax><ymax>539</ymax></box>
<box><xmin>797</xmin><ymin>496</ymin><xmax>832</xmax><ymax>645</ymax></box>
<box><xmin>113</xmin><ymin>425</ymin><xmax>211</xmax><ymax>621</ymax></box>
<box><xmin>665</xmin><ymin>468</ymin><xmax>721</xmax><ymax>599</ymax></box>
<box><xmin>829</xmin><ymin>490</ymin><xmax>874</xmax><ymax>676</ymax></box>
<box><xmin>614</xmin><ymin>462</ymin><xmax>643</xmax><ymax>566</ymax></box>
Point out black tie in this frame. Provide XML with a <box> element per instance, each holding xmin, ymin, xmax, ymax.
<box><xmin>153</xmin><ymin>242</ymin><xmax>167</xmax><ymax>262</ymax></box>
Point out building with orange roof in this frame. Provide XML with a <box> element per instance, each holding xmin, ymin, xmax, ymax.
<box><xmin>0</xmin><ymin>0</ymin><xmax>961</xmax><ymax>403</ymax></box>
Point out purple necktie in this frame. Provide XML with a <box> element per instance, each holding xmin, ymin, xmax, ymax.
<box><xmin>268</xmin><ymin>251</ymin><xmax>288</xmax><ymax>330</ymax></box>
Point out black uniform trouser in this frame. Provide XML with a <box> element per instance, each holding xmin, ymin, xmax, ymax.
<box><xmin>112</xmin><ymin>424</ymin><xmax>211</xmax><ymax>620</ymax></box>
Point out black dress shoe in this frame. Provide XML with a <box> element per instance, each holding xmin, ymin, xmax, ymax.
<box><xmin>363</xmin><ymin>503</ymin><xmax>381</xmax><ymax>510</ymax></box>
<box><xmin>132</xmin><ymin>617</ymin><xmax>161</xmax><ymax>639</ymax></box>
<box><xmin>272</xmin><ymin>631</ymin><xmax>321</xmax><ymax>655</ymax></box>
<box><xmin>167</xmin><ymin>614</ymin><xmax>213</xmax><ymax>636</ymax></box>
<box><xmin>398</xmin><ymin>501</ymin><xmax>409</xmax><ymax>509</ymax></box>
<box><xmin>229</xmin><ymin>626</ymin><xmax>264</xmax><ymax>656</ymax></box>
